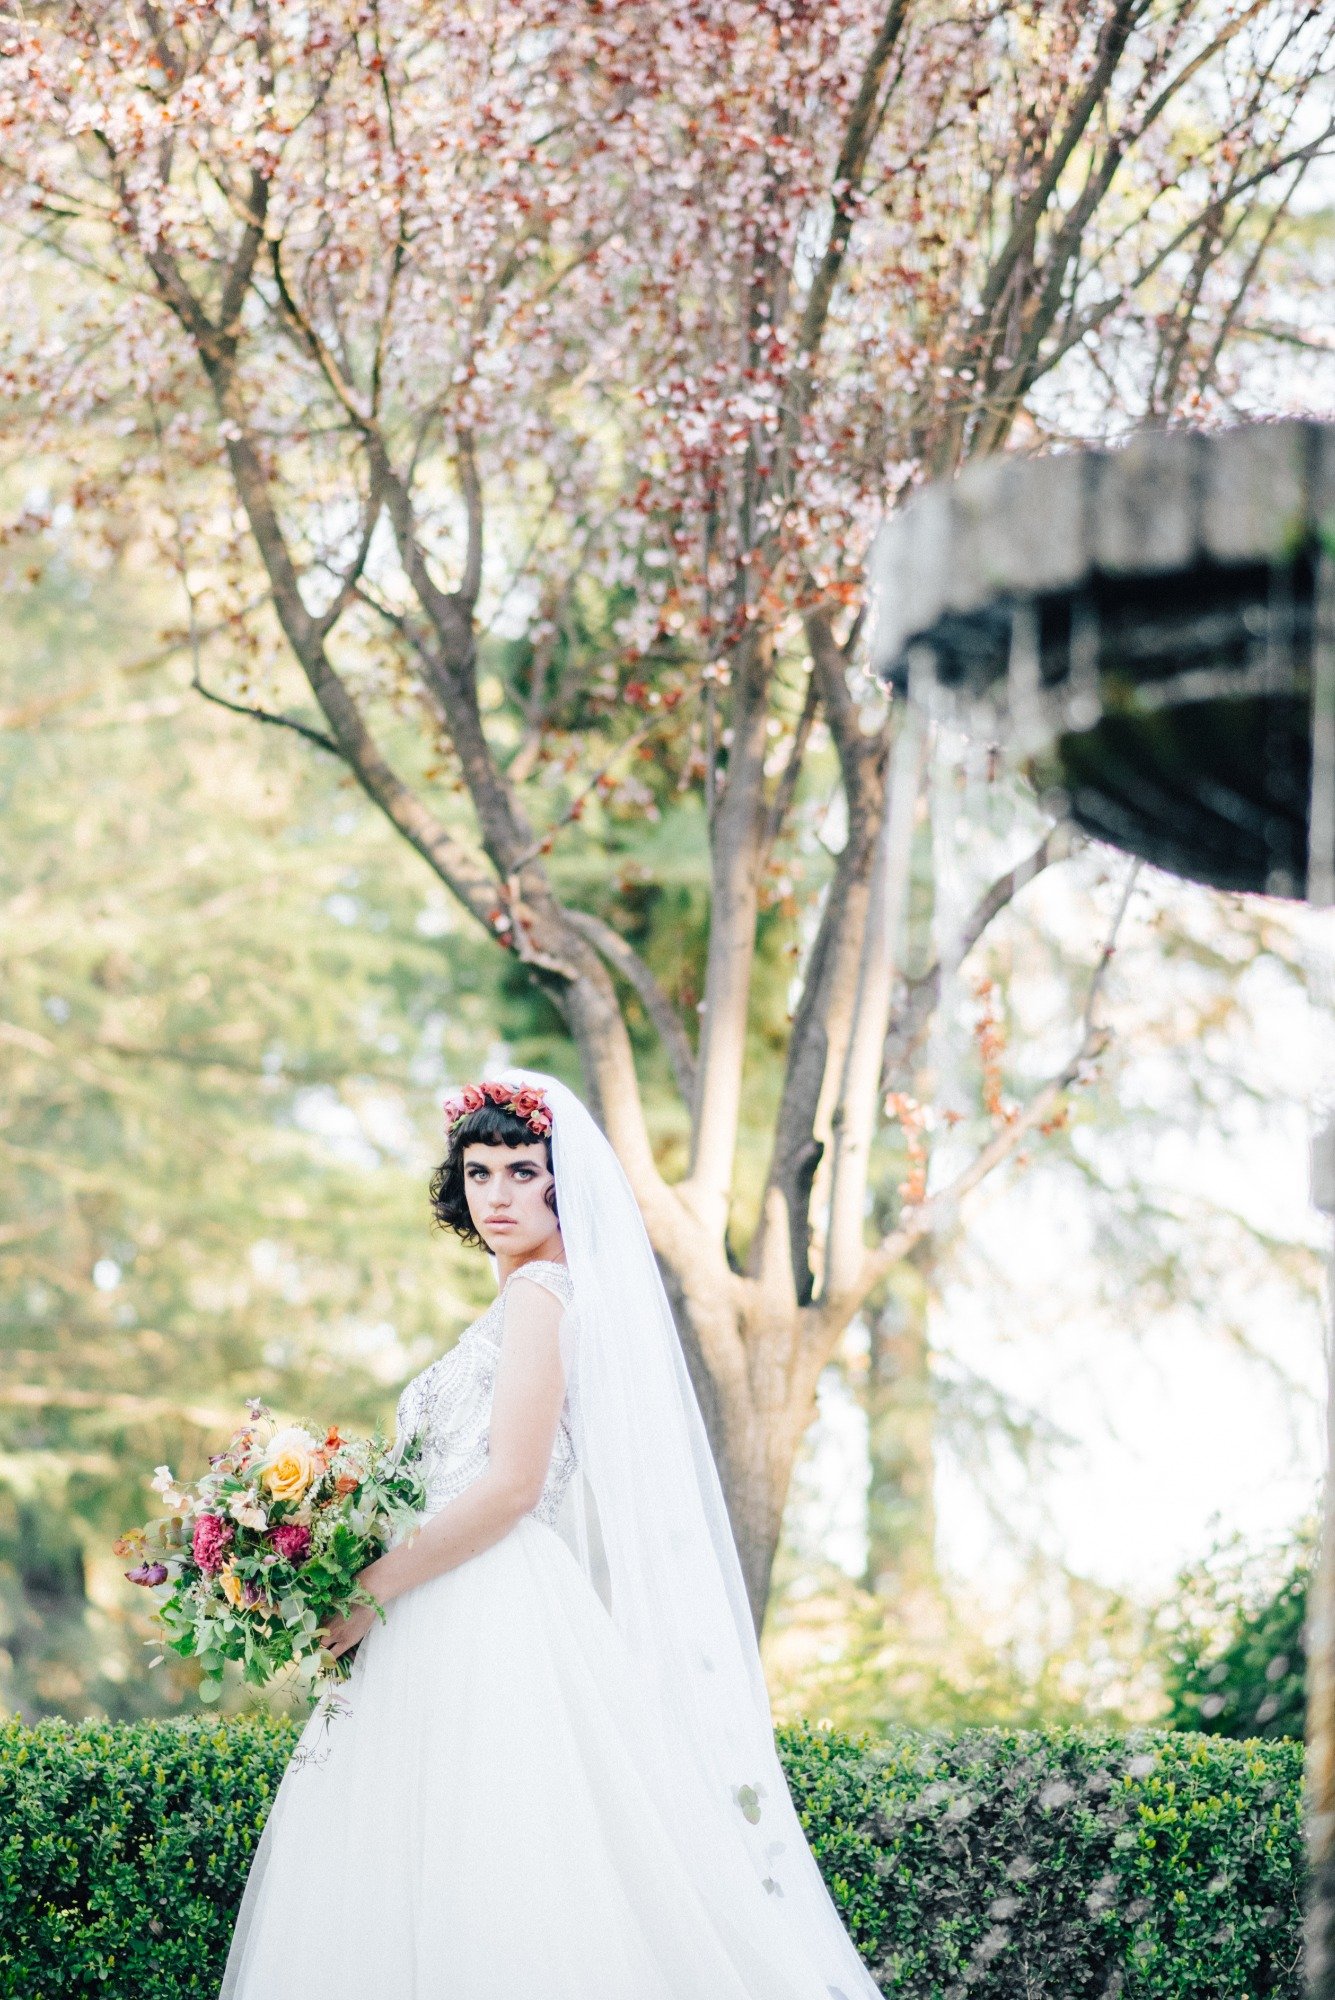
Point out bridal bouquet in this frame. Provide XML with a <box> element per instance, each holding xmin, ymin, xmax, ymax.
<box><xmin>116</xmin><ymin>1401</ymin><xmax>425</xmax><ymax>1701</ymax></box>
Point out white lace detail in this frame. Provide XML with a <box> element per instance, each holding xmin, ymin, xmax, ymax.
<box><xmin>394</xmin><ymin>1260</ymin><xmax>577</xmax><ymax>1527</ymax></box>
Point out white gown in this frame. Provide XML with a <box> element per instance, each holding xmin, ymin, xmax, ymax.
<box><xmin>220</xmin><ymin>1261</ymin><xmax>848</xmax><ymax>2000</ymax></box>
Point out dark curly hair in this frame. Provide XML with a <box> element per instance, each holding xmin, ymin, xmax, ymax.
<box><xmin>428</xmin><ymin>1103</ymin><xmax>556</xmax><ymax>1248</ymax></box>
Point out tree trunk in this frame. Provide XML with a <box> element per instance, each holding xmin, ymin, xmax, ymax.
<box><xmin>864</xmin><ymin>1253</ymin><xmax>937</xmax><ymax>1608</ymax></box>
<box><xmin>1307</xmin><ymin>1119</ymin><xmax>1335</xmax><ymax>1998</ymax></box>
<box><xmin>716</xmin><ymin>1412</ymin><xmax>798</xmax><ymax>1636</ymax></box>
<box><xmin>656</xmin><ymin>1254</ymin><xmax>812</xmax><ymax>1630</ymax></box>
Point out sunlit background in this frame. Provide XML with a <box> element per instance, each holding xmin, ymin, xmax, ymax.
<box><xmin>3</xmin><ymin>532</ymin><xmax>1330</xmax><ymax>1737</ymax></box>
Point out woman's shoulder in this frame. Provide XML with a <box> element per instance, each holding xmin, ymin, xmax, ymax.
<box><xmin>505</xmin><ymin>1259</ymin><xmax>574</xmax><ymax>1311</ymax></box>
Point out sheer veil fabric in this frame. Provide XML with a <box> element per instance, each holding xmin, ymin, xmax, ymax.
<box><xmin>509</xmin><ymin>1070</ymin><xmax>879</xmax><ymax>2000</ymax></box>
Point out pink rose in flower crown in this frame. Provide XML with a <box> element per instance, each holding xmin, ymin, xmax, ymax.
<box><xmin>442</xmin><ymin>1082</ymin><xmax>487</xmax><ymax>1132</ymax></box>
<box><xmin>509</xmin><ymin>1087</ymin><xmax>553</xmax><ymax>1133</ymax></box>
<box><xmin>268</xmin><ymin>1522</ymin><xmax>312</xmax><ymax>1565</ymax></box>
<box><xmin>192</xmin><ymin>1513</ymin><xmax>234</xmax><ymax>1574</ymax></box>
<box><xmin>443</xmin><ymin>1078</ymin><xmax>552</xmax><ymax>1138</ymax></box>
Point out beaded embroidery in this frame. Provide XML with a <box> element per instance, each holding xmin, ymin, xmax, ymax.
<box><xmin>394</xmin><ymin>1261</ymin><xmax>576</xmax><ymax>1527</ymax></box>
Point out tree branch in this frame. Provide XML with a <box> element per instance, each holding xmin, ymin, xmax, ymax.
<box><xmin>679</xmin><ymin>627</ymin><xmax>775</xmax><ymax>1237</ymax></box>
<box><xmin>822</xmin><ymin>699</ymin><xmax>926</xmax><ymax>1301</ymax></box>
<box><xmin>189</xmin><ymin>673</ymin><xmax>344</xmax><ymax>757</ymax></box>
<box><xmin>761</xmin><ymin>665</ymin><xmax>820</xmax><ymax>862</ymax></box>
<box><xmin>792</xmin><ymin>0</ymin><xmax>912</xmax><ymax>396</ymax></box>
<box><xmin>859</xmin><ymin>855</ymin><xmax>1141</xmax><ymax>1301</ymax></box>
<box><xmin>885</xmin><ymin>820</ymin><xmax>1078</xmax><ymax>1083</ymax></box>
<box><xmin>971</xmin><ymin>0</ymin><xmax>1143</xmax><ymax>334</ymax></box>
<box><xmin>1033</xmin><ymin>120</ymin><xmax>1335</xmax><ymax>386</ymax></box>
<box><xmin>564</xmin><ymin>909</ymin><xmax>698</xmax><ymax>1107</ymax></box>
<box><xmin>757</xmin><ymin>607</ymin><xmax>887</xmax><ymax>1299</ymax></box>
<box><xmin>314</xmin><ymin>470</ymin><xmax>386</xmax><ymax>638</ymax></box>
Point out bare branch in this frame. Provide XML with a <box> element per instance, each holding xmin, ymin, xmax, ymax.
<box><xmin>972</xmin><ymin>0</ymin><xmax>1144</xmax><ymax>333</ymax></box>
<box><xmin>189</xmin><ymin>672</ymin><xmax>344</xmax><ymax>757</ymax></box>
<box><xmin>564</xmin><ymin>909</ymin><xmax>698</xmax><ymax>1106</ymax></box>
<box><xmin>315</xmin><ymin>472</ymin><xmax>386</xmax><ymax>638</ymax></box>
<box><xmin>803</xmin><ymin>604</ymin><xmax>879</xmax><ymax>800</ymax></box>
<box><xmin>823</xmin><ymin>699</ymin><xmax>926</xmax><ymax>1301</ymax></box>
<box><xmin>757</xmin><ymin>607</ymin><xmax>887</xmax><ymax>1299</ymax></box>
<box><xmin>506</xmin><ymin>686</ymin><xmax>702</xmax><ymax>875</ymax></box>
<box><xmin>457</xmin><ymin>430</ymin><xmax>484</xmax><ymax>608</ymax></box>
<box><xmin>1081</xmin><ymin>856</ymin><xmax>1141</xmax><ymax>1043</ymax></box>
<box><xmin>1035</xmin><ymin>120</ymin><xmax>1335</xmax><ymax>383</ymax></box>
<box><xmin>681</xmin><ymin>628</ymin><xmax>774</xmax><ymax>1236</ymax></box>
<box><xmin>792</xmin><ymin>0</ymin><xmax>912</xmax><ymax>387</ymax></box>
<box><xmin>859</xmin><ymin>854</ymin><xmax>1141</xmax><ymax>1301</ymax></box>
<box><xmin>761</xmin><ymin>666</ymin><xmax>820</xmax><ymax>861</ymax></box>
<box><xmin>885</xmin><ymin>819</ymin><xmax>1078</xmax><ymax>1082</ymax></box>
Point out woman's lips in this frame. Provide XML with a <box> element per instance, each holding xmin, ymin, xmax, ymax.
<box><xmin>486</xmin><ymin>1217</ymin><xmax>515</xmax><ymax>1228</ymax></box>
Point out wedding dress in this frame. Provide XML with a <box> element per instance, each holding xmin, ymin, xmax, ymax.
<box><xmin>220</xmin><ymin>1075</ymin><xmax>881</xmax><ymax>2000</ymax></box>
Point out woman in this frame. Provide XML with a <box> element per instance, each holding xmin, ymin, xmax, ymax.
<box><xmin>221</xmin><ymin>1071</ymin><xmax>879</xmax><ymax>2000</ymax></box>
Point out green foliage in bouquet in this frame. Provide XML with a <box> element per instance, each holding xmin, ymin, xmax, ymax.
<box><xmin>0</xmin><ymin>1717</ymin><xmax>1306</xmax><ymax>1999</ymax></box>
<box><xmin>118</xmin><ymin>1406</ymin><xmax>424</xmax><ymax>1701</ymax></box>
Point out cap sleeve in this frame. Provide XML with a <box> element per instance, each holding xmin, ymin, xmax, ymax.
<box><xmin>506</xmin><ymin>1261</ymin><xmax>574</xmax><ymax>1311</ymax></box>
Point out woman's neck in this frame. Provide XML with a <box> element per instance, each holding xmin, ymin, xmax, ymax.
<box><xmin>494</xmin><ymin>1233</ymin><xmax>566</xmax><ymax>1286</ymax></box>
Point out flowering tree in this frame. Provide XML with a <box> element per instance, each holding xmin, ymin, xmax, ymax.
<box><xmin>2</xmin><ymin>0</ymin><xmax>1331</xmax><ymax>1621</ymax></box>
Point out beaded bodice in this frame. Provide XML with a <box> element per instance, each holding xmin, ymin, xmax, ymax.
<box><xmin>394</xmin><ymin>1260</ymin><xmax>577</xmax><ymax>1527</ymax></box>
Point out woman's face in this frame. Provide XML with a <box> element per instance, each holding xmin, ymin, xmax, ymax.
<box><xmin>461</xmin><ymin>1140</ymin><xmax>560</xmax><ymax>1259</ymax></box>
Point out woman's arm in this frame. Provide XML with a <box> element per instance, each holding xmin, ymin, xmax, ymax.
<box><xmin>323</xmin><ymin>1278</ymin><xmax>566</xmax><ymax>1657</ymax></box>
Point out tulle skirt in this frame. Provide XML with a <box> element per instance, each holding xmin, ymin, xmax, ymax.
<box><xmin>219</xmin><ymin>1514</ymin><xmax>837</xmax><ymax>1999</ymax></box>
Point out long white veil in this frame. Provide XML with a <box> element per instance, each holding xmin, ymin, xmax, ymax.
<box><xmin>501</xmin><ymin>1069</ymin><xmax>880</xmax><ymax>2000</ymax></box>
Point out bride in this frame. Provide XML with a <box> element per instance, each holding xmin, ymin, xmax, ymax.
<box><xmin>221</xmin><ymin>1071</ymin><xmax>879</xmax><ymax>2000</ymax></box>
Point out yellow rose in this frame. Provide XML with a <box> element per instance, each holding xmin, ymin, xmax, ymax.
<box><xmin>219</xmin><ymin>1563</ymin><xmax>244</xmax><ymax>1610</ymax></box>
<box><xmin>259</xmin><ymin>1426</ymin><xmax>319</xmax><ymax>1504</ymax></box>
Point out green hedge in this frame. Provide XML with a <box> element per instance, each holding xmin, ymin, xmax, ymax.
<box><xmin>782</xmin><ymin>1722</ymin><xmax>1305</xmax><ymax>1996</ymax></box>
<box><xmin>0</xmin><ymin>1716</ymin><xmax>1305</xmax><ymax>1998</ymax></box>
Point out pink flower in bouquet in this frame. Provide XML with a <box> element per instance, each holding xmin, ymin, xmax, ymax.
<box><xmin>192</xmin><ymin>1513</ymin><xmax>234</xmax><ymax>1574</ymax></box>
<box><xmin>268</xmin><ymin>1522</ymin><xmax>312</xmax><ymax>1564</ymax></box>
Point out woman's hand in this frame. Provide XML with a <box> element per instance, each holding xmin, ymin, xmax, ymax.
<box><xmin>322</xmin><ymin>1595</ymin><xmax>379</xmax><ymax>1661</ymax></box>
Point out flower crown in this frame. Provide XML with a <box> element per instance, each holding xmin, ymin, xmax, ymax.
<box><xmin>442</xmin><ymin>1079</ymin><xmax>553</xmax><ymax>1141</ymax></box>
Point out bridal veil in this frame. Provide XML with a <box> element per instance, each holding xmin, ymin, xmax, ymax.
<box><xmin>506</xmin><ymin>1069</ymin><xmax>880</xmax><ymax>2000</ymax></box>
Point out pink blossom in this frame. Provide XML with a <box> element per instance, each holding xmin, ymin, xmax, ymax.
<box><xmin>191</xmin><ymin>1514</ymin><xmax>234</xmax><ymax>1575</ymax></box>
<box><xmin>268</xmin><ymin>1522</ymin><xmax>312</xmax><ymax>1565</ymax></box>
